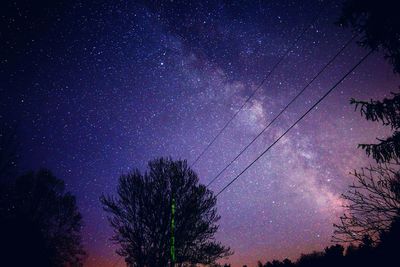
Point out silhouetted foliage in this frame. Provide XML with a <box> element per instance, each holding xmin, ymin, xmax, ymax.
<box><xmin>261</xmin><ymin>258</ymin><xmax>294</xmax><ymax>267</ymax></box>
<box><xmin>333</xmin><ymin>163</ymin><xmax>400</xmax><ymax>243</ymax></box>
<box><xmin>213</xmin><ymin>264</ymin><xmax>231</xmax><ymax>267</ymax></box>
<box><xmin>337</xmin><ymin>0</ymin><xmax>400</xmax><ymax>73</ymax></box>
<box><xmin>296</xmin><ymin>251</ymin><xmax>325</xmax><ymax>267</ymax></box>
<box><xmin>258</xmin><ymin>3</ymin><xmax>400</xmax><ymax>266</ymax></box>
<box><xmin>257</xmin><ymin>214</ymin><xmax>400</xmax><ymax>266</ymax></box>
<box><xmin>374</xmin><ymin>216</ymin><xmax>400</xmax><ymax>265</ymax></box>
<box><xmin>350</xmin><ymin>93</ymin><xmax>400</xmax><ymax>163</ymax></box>
<box><xmin>100</xmin><ymin>158</ymin><xmax>232</xmax><ymax>267</ymax></box>
<box><xmin>0</xmin><ymin>169</ymin><xmax>86</xmax><ymax>266</ymax></box>
<box><xmin>337</xmin><ymin>0</ymin><xmax>400</xmax><ymax>163</ymax></box>
<box><xmin>334</xmin><ymin>4</ymin><xmax>400</xmax><ymax>235</ymax></box>
<box><xmin>257</xmin><ymin>230</ymin><xmax>399</xmax><ymax>267</ymax></box>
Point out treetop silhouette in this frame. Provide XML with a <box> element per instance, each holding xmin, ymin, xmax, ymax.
<box><xmin>101</xmin><ymin>157</ymin><xmax>232</xmax><ymax>267</ymax></box>
<box><xmin>337</xmin><ymin>0</ymin><xmax>400</xmax><ymax>73</ymax></box>
<box><xmin>0</xmin><ymin>169</ymin><xmax>86</xmax><ymax>266</ymax></box>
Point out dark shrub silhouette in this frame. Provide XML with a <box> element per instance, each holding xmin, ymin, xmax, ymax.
<box><xmin>257</xmin><ymin>216</ymin><xmax>400</xmax><ymax>267</ymax></box>
<box><xmin>257</xmin><ymin>239</ymin><xmax>395</xmax><ymax>267</ymax></box>
<box><xmin>100</xmin><ymin>157</ymin><xmax>231</xmax><ymax>267</ymax></box>
<box><xmin>334</xmin><ymin>163</ymin><xmax>400</xmax><ymax>243</ymax></box>
<box><xmin>375</xmin><ymin>216</ymin><xmax>400</xmax><ymax>266</ymax></box>
<box><xmin>296</xmin><ymin>251</ymin><xmax>324</xmax><ymax>267</ymax></box>
<box><xmin>0</xmin><ymin>169</ymin><xmax>86</xmax><ymax>266</ymax></box>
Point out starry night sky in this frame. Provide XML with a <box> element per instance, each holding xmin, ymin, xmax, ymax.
<box><xmin>1</xmin><ymin>0</ymin><xmax>399</xmax><ymax>266</ymax></box>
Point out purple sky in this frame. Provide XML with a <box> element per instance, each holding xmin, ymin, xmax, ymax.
<box><xmin>1</xmin><ymin>0</ymin><xmax>399</xmax><ymax>266</ymax></box>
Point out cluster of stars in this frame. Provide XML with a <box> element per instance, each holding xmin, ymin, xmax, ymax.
<box><xmin>1</xmin><ymin>0</ymin><xmax>398</xmax><ymax>266</ymax></box>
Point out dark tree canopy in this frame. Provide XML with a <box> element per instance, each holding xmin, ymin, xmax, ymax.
<box><xmin>257</xmin><ymin>225</ymin><xmax>400</xmax><ymax>267</ymax></box>
<box><xmin>337</xmin><ymin>0</ymin><xmax>400</xmax><ymax>163</ymax></box>
<box><xmin>101</xmin><ymin>158</ymin><xmax>231</xmax><ymax>267</ymax></box>
<box><xmin>350</xmin><ymin>93</ymin><xmax>400</xmax><ymax>163</ymax></box>
<box><xmin>337</xmin><ymin>0</ymin><xmax>400</xmax><ymax>73</ymax></box>
<box><xmin>0</xmin><ymin>169</ymin><xmax>86</xmax><ymax>266</ymax></box>
<box><xmin>333</xmin><ymin>2</ymin><xmax>400</xmax><ymax>261</ymax></box>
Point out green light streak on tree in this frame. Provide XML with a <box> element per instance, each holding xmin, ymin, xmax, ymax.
<box><xmin>170</xmin><ymin>197</ymin><xmax>176</xmax><ymax>266</ymax></box>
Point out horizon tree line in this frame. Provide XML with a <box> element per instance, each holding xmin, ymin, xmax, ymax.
<box><xmin>1</xmin><ymin>0</ymin><xmax>399</xmax><ymax>266</ymax></box>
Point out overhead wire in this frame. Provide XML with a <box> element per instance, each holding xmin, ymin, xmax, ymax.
<box><xmin>110</xmin><ymin>2</ymin><xmax>357</xmax><ymax>265</ymax></box>
<box><xmin>215</xmin><ymin>49</ymin><xmax>374</xmax><ymax>197</ymax></box>
<box><xmin>190</xmin><ymin>0</ymin><xmax>329</xmax><ymax>168</ymax></box>
<box><xmin>206</xmin><ymin>33</ymin><xmax>360</xmax><ymax>187</ymax></box>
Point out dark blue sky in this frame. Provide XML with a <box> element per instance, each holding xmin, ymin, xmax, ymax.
<box><xmin>1</xmin><ymin>0</ymin><xmax>398</xmax><ymax>266</ymax></box>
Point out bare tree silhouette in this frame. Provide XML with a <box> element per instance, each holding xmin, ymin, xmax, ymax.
<box><xmin>100</xmin><ymin>158</ymin><xmax>231</xmax><ymax>267</ymax></box>
<box><xmin>333</xmin><ymin>163</ymin><xmax>400</xmax><ymax>243</ymax></box>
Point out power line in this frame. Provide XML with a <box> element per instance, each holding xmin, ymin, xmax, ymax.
<box><xmin>206</xmin><ymin>33</ymin><xmax>360</xmax><ymax>188</ymax></box>
<box><xmin>110</xmin><ymin>3</ymin><xmax>330</xmax><ymax>266</ymax></box>
<box><xmin>190</xmin><ymin>1</ymin><xmax>328</xmax><ymax>168</ymax></box>
<box><xmin>215</xmin><ymin>49</ymin><xmax>373</xmax><ymax>197</ymax></box>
